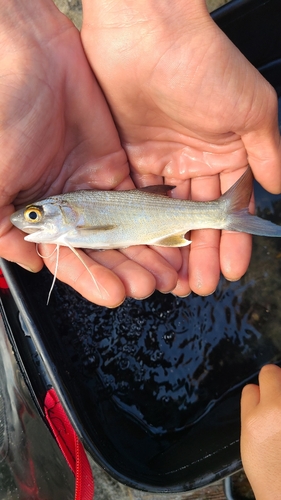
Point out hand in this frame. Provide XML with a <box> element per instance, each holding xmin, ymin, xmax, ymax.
<box><xmin>241</xmin><ymin>364</ymin><xmax>281</xmax><ymax>500</ymax></box>
<box><xmin>81</xmin><ymin>0</ymin><xmax>281</xmax><ymax>296</ymax></box>
<box><xmin>0</xmin><ymin>0</ymin><xmax>179</xmax><ymax>306</ymax></box>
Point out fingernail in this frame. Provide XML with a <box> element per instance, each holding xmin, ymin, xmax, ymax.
<box><xmin>133</xmin><ymin>291</ymin><xmax>155</xmax><ymax>301</ymax></box>
<box><xmin>200</xmin><ymin>289</ymin><xmax>216</xmax><ymax>297</ymax></box>
<box><xmin>107</xmin><ymin>296</ymin><xmax>126</xmax><ymax>308</ymax></box>
<box><xmin>177</xmin><ymin>292</ymin><xmax>192</xmax><ymax>298</ymax></box>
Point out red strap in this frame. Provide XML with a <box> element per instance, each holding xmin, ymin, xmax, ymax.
<box><xmin>0</xmin><ymin>270</ymin><xmax>9</xmax><ymax>289</ymax></box>
<box><xmin>44</xmin><ymin>388</ymin><xmax>94</xmax><ymax>500</ymax></box>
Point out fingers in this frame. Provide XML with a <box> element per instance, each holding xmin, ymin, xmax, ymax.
<box><xmin>87</xmin><ymin>248</ymin><xmax>156</xmax><ymax>300</ymax></box>
<box><xmin>91</xmin><ymin>245</ymin><xmax>179</xmax><ymax>296</ymax></box>
<box><xmin>171</xmin><ymin>246</ymin><xmax>191</xmax><ymax>297</ymax></box>
<box><xmin>41</xmin><ymin>245</ymin><xmax>126</xmax><ymax>307</ymax></box>
<box><xmin>188</xmin><ymin>229</ymin><xmax>220</xmax><ymax>295</ymax></box>
<box><xmin>187</xmin><ymin>175</ymin><xmax>221</xmax><ymax>295</ymax></box>
<box><xmin>220</xmin><ymin>232</ymin><xmax>252</xmax><ymax>281</ymax></box>
<box><xmin>41</xmin><ymin>243</ymin><xmax>180</xmax><ymax>306</ymax></box>
<box><xmin>120</xmin><ymin>246</ymin><xmax>179</xmax><ymax>293</ymax></box>
<box><xmin>152</xmin><ymin>246</ymin><xmax>182</xmax><ymax>272</ymax></box>
<box><xmin>219</xmin><ymin>167</ymin><xmax>253</xmax><ymax>281</ymax></box>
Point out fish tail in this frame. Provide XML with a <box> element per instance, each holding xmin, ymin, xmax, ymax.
<box><xmin>222</xmin><ymin>166</ymin><xmax>281</xmax><ymax>237</ymax></box>
<box><xmin>225</xmin><ymin>210</ymin><xmax>281</xmax><ymax>236</ymax></box>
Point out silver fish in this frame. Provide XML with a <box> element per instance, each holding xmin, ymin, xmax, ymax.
<box><xmin>10</xmin><ymin>167</ymin><xmax>281</xmax><ymax>249</ymax></box>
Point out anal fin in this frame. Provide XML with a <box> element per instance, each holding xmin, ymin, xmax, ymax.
<box><xmin>151</xmin><ymin>234</ymin><xmax>191</xmax><ymax>247</ymax></box>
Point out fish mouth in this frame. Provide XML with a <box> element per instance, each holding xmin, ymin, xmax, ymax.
<box><xmin>10</xmin><ymin>212</ymin><xmax>43</xmax><ymax>234</ymax></box>
<box><xmin>11</xmin><ymin>220</ymin><xmax>43</xmax><ymax>235</ymax></box>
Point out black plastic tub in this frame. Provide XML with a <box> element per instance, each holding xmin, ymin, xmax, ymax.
<box><xmin>1</xmin><ymin>0</ymin><xmax>281</xmax><ymax>493</ymax></box>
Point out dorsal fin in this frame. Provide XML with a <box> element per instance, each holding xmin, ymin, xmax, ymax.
<box><xmin>139</xmin><ymin>185</ymin><xmax>175</xmax><ymax>195</ymax></box>
<box><xmin>221</xmin><ymin>166</ymin><xmax>253</xmax><ymax>211</ymax></box>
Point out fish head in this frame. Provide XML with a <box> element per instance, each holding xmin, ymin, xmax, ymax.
<box><xmin>10</xmin><ymin>199</ymin><xmax>78</xmax><ymax>243</ymax></box>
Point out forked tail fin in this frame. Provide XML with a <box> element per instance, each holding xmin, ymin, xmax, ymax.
<box><xmin>222</xmin><ymin>166</ymin><xmax>281</xmax><ymax>237</ymax></box>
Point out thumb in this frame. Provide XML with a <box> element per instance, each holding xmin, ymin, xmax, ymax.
<box><xmin>240</xmin><ymin>383</ymin><xmax>260</xmax><ymax>423</ymax></box>
<box><xmin>242</xmin><ymin>86</ymin><xmax>281</xmax><ymax>193</ymax></box>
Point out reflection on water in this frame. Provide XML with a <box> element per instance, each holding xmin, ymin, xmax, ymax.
<box><xmin>48</xmin><ymin>189</ymin><xmax>281</xmax><ymax>436</ymax></box>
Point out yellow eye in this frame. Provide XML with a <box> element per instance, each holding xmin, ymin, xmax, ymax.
<box><xmin>23</xmin><ymin>206</ymin><xmax>43</xmax><ymax>223</ymax></box>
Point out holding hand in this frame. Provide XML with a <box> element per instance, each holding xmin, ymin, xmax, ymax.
<box><xmin>3</xmin><ymin>0</ymin><xmax>281</xmax><ymax>305</ymax></box>
<box><xmin>81</xmin><ymin>0</ymin><xmax>281</xmax><ymax>297</ymax></box>
<box><xmin>0</xmin><ymin>0</ymin><xmax>179</xmax><ymax>306</ymax></box>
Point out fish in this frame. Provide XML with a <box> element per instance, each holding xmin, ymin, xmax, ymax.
<box><xmin>10</xmin><ymin>166</ymin><xmax>281</xmax><ymax>303</ymax></box>
<box><xmin>11</xmin><ymin>166</ymin><xmax>281</xmax><ymax>250</ymax></box>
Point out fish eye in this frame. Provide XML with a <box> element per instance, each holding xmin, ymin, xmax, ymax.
<box><xmin>23</xmin><ymin>206</ymin><xmax>43</xmax><ymax>223</ymax></box>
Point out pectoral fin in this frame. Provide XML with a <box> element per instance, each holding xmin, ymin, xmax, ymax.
<box><xmin>76</xmin><ymin>224</ymin><xmax>116</xmax><ymax>231</ymax></box>
<box><xmin>151</xmin><ymin>234</ymin><xmax>191</xmax><ymax>247</ymax></box>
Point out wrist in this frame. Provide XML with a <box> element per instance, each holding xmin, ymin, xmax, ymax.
<box><xmin>81</xmin><ymin>0</ymin><xmax>210</xmax><ymax>32</ymax></box>
<box><xmin>0</xmin><ymin>0</ymin><xmax>72</xmax><ymax>53</ymax></box>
